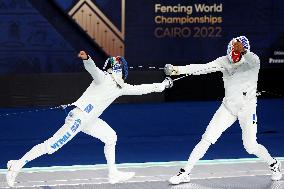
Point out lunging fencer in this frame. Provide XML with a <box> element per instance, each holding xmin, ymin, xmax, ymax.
<box><xmin>6</xmin><ymin>51</ymin><xmax>173</xmax><ymax>187</ymax></box>
<box><xmin>164</xmin><ymin>36</ymin><xmax>282</xmax><ymax>184</ymax></box>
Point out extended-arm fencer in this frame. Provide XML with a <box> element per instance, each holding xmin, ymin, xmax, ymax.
<box><xmin>168</xmin><ymin>36</ymin><xmax>282</xmax><ymax>185</ymax></box>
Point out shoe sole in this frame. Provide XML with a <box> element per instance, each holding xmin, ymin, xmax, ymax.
<box><xmin>169</xmin><ymin>179</ymin><xmax>191</xmax><ymax>185</ymax></box>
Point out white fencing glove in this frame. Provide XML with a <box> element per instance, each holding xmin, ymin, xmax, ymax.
<box><xmin>162</xmin><ymin>77</ymin><xmax>173</xmax><ymax>89</ymax></box>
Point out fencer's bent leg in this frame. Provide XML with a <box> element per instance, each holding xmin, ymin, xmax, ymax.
<box><xmin>238</xmin><ymin>104</ymin><xmax>274</xmax><ymax>165</ymax></box>
<box><xmin>238</xmin><ymin>103</ymin><xmax>282</xmax><ymax>180</ymax></box>
<box><xmin>82</xmin><ymin>118</ymin><xmax>135</xmax><ymax>183</ymax></box>
<box><xmin>18</xmin><ymin>108</ymin><xmax>85</xmax><ymax>169</ymax></box>
<box><xmin>169</xmin><ymin>104</ymin><xmax>237</xmax><ymax>185</ymax></box>
<box><xmin>184</xmin><ymin>104</ymin><xmax>237</xmax><ymax>173</ymax></box>
<box><xmin>82</xmin><ymin>118</ymin><xmax>118</xmax><ymax>174</ymax></box>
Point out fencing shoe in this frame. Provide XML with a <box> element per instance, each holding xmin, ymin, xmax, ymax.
<box><xmin>169</xmin><ymin>168</ymin><xmax>191</xmax><ymax>185</ymax></box>
<box><xmin>270</xmin><ymin>159</ymin><xmax>282</xmax><ymax>181</ymax></box>
<box><xmin>6</xmin><ymin>160</ymin><xmax>21</xmax><ymax>187</ymax></box>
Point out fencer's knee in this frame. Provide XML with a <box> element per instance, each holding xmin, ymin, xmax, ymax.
<box><xmin>104</xmin><ymin>131</ymin><xmax>117</xmax><ymax>145</ymax></box>
<box><xmin>244</xmin><ymin>143</ymin><xmax>259</xmax><ymax>155</ymax></box>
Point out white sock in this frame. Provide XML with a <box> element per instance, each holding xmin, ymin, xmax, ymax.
<box><xmin>18</xmin><ymin>143</ymin><xmax>47</xmax><ymax>169</ymax></box>
<box><xmin>254</xmin><ymin>144</ymin><xmax>275</xmax><ymax>165</ymax></box>
<box><xmin>184</xmin><ymin>139</ymin><xmax>211</xmax><ymax>173</ymax></box>
<box><xmin>104</xmin><ymin>144</ymin><xmax>117</xmax><ymax>174</ymax></box>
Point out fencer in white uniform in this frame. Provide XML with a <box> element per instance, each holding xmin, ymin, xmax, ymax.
<box><xmin>164</xmin><ymin>36</ymin><xmax>282</xmax><ymax>184</ymax></box>
<box><xmin>6</xmin><ymin>51</ymin><xmax>173</xmax><ymax>187</ymax></box>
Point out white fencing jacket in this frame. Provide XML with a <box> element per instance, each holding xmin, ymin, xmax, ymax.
<box><xmin>178</xmin><ymin>52</ymin><xmax>260</xmax><ymax>115</ymax></box>
<box><xmin>73</xmin><ymin>57</ymin><xmax>165</xmax><ymax>117</ymax></box>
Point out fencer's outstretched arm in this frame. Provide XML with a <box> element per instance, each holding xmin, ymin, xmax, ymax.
<box><xmin>164</xmin><ymin>57</ymin><xmax>225</xmax><ymax>76</ymax></box>
<box><xmin>78</xmin><ymin>51</ymin><xmax>106</xmax><ymax>84</ymax></box>
<box><xmin>122</xmin><ymin>77</ymin><xmax>173</xmax><ymax>95</ymax></box>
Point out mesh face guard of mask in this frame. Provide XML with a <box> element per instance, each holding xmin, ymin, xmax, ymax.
<box><xmin>103</xmin><ymin>56</ymin><xmax>128</xmax><ymax>80</ymax></box>
<box><xmin>227</xmin><ymin>36</ymin><xmax>250</xmax><ymax>64</ymax></box>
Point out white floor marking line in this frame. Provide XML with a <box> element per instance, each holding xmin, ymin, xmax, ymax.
<box><xmin>0</xmin><ymin>157</ymin><xmax>283</xmax><ymax>174</ymax></box>
<box><xmin>2</xmin><ymin>174</ymin><xmax>275</xmax><ymax>188</ymax></box>
<box><xmin>26</xmin><ymin>180</ymin><xmax>46</xmax><ymax>183</ymax></box>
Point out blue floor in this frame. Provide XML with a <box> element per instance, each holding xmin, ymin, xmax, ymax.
<box><xmin>0</xmin><ymin>99</ymin><xmax>283</xmax><ymax>168</ymax></box>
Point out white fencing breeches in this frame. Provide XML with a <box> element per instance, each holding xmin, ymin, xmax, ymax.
<box><xmin>185</xmin><ymin>103</ymin><xmax>274</xmax><ymax>173</ymax></box>
<box><xmin>18</xmin><ymin>107</ymin><xmax>86</xmax><ymax>167</ymax></box>
<box><xmin>18</xmin><ymin>108</ymin><xmax>118</xmax><ymax>170</ymax></box>
<box><xmin>238</xmin><ymin>102</ymin><xmax>274</xmax><ymax>165</ymax></box>
<box><xmin>202</xmin><ymin>104</ymin><xmax>237</xmax><ymax>144</ymax></box>
<box><xmin>82</xmin><ymin>119</ymin><xmax>118</xmax><ymax>174</ymax></box>
<box><xmin>203</xmin><ymin>103</ymin><xmax>273</xmax><ymax>160</ymax></box>
<box><xmin>82</xmin><ymin>118</ymin><xmax>117</xmax><ymax>145</ymax></box>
